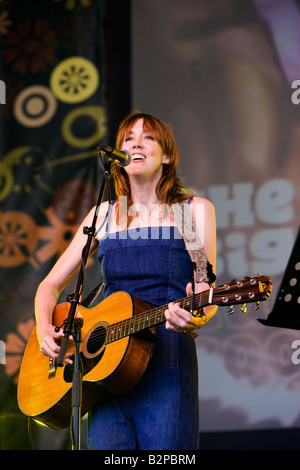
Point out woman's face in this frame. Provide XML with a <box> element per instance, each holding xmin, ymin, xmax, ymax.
<box><xmin>121</xmin><ymin>118</ymin><xmax>169</xmax><ymax>180</ymax></box>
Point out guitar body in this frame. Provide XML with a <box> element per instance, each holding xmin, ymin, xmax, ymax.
<box><xmin>17</xmin><ymin>275</ymin><xmax>272</xmax><ymax>430</ymax></box>
<box><xmin>17</xmin><ymin>292</ymin><xmax>156</xmax><ymax>429</ymax></box>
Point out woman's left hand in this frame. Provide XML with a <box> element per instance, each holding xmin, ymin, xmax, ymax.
<box><xmin>165</xmin><ymin>283</ymin><xmax>207</xmax><ymax>333</ymax></box>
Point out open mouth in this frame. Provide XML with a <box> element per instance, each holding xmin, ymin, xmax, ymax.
<box><xmin>132</xmin><ymin>154</ymin><xmax>146</xmax><ymax>162</ymax></box>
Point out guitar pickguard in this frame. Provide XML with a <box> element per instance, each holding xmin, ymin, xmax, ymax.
<box><xmin>63</xmin><ymin>350</ymin><xmax>105</xmax><ymax>383</ymax></box>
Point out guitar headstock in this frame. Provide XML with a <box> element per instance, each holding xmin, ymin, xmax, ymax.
<box><xmin>213</xmin><ymin>275</ymin><xmax>272</xmax><ymax>313</ymax></box>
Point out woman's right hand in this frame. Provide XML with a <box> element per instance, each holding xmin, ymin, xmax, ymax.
<box><xmin>37</xmin><ymin>322</ymin><xmax>73</xmax><ymax>364</ymax></box>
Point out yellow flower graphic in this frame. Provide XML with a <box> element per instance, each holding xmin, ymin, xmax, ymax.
<box><xmin>50</xmin><ymin>56</ymin><xmax>99</xmax><ymax>104</ymax></box>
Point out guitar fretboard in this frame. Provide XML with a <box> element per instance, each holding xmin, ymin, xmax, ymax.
<box><xmin>105</xmin><ymin>290</ymin><xmax>211</xmax><ymax>344</ymax></box>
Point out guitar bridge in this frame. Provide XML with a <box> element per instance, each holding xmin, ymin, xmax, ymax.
<box><xmin>48</xmin><ymin>357</ymin><xmax>57</xmax><ymax>379</ymax></box>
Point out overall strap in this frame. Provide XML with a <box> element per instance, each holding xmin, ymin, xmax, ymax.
<box><xmin>105</xmin><ymin>200</ymin><xmax>115</xmax><ymax>234</ymax></box>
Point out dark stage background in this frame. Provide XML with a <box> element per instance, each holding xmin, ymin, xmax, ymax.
<box><xmin>1</xmin><ymin>0</ymin><xmax>300</xmax><ymax>450</ymax></box>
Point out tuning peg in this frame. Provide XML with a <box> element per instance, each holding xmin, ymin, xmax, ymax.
<box><xmin>226</xmin><ymin>305</ymin><xmax>234</xmax><ymax>315</ymax></box>
<box><xmin>254</xmin><ymin>301</ymin><xmax>260</xmax><ymax>310</ymax></box>
<box><xmin>240</xmin><ymin>303</ymin><xmax>247</xmax><ymax>314</ymax></box>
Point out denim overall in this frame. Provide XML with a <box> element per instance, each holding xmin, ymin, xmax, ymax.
<box><xmin>88</xmin><ymin>212</ymin><xmax>199</xmax><ymax>450</ymax></box>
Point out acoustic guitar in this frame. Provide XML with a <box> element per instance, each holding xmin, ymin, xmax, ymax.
<box><xmin>17</xmin><ymin>275</ymin><xmax>272</xmax><ymax>429</ymax></box>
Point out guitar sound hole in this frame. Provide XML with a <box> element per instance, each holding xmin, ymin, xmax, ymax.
<box><xmin>86</xmin><ymin>325</ymin><xmax>106</xmax><ymax>354</ymax></box>
<box><xmin>82</xmin><ymin>321</ymin><xmax>108</xmax><ymax>359</ymax></box>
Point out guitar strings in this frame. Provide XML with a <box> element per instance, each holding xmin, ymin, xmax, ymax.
<box><xmin>81</xmin><ymin>278</ymin><xmax>269</xmax><ymax>350</ymax></box>
<box><xmin>83</xmin><ymin>290</ymin><xmax>210</xmax><ymax>350</ymax></box>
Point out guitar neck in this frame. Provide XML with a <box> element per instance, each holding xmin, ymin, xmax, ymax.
<box><xmin>105</xmin><ymin>289</ymin><xmax>212</xmax><ymax>344</ymax></box>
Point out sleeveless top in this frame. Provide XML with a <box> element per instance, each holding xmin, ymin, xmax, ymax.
<box><xmin>98</xmin><ymin>225</ymin><xmax>193</xmax><ymax>308</ymax></box>
<box><xmin>93</xmin><ymin>201</ymin><xmax>202</xmax><ymax>449</ymax></box>
<box><xmin>97</xmin><ymin>199</ymin><xmax>210</xmax><ymax>308</ymax></box>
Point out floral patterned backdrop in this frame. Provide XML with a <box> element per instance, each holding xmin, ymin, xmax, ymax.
<box><xmin>0</xmin><ymin>0</ymin><xmax>121</xmax><ymax>449</ymax></box>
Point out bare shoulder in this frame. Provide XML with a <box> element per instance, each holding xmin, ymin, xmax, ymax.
<box><xmin>189</xmin><ymin>196</ymin><xmax>216</xmax><ymax>245</ymax></box>
<box><xmin>189</xmin><ymin>195</ymin><xmax>215</xmax><ymax>214</ymax></box>
<box><xmin>190</xmin><ymin>196</ymin><xmax>217</xmax><ymax>269</ymax></box>
<box><xmin>96</xmin><ymin>199</ymin><xmax>111</xmax><ymax>217</ymax></box>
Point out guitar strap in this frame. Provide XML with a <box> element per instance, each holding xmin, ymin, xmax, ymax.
<box><xmin>172</xmin><ymin>200</ymin><xmax>216</xmax><ymax>286</ymax></box>
<box><xmin>81</xmin><ymin>281</ymin><xmax>104</xmax><ymax>307</ymax></box>
<box><xmin>172</xmin><ymin>200</ymin><xmax>216</xmax><ymax>336</ymax></box>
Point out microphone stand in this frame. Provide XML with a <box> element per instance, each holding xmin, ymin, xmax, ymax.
<box><xmin>56</xmin><ymin>150</ymin><xmax>112</xmax><ymax>450</ymax></box>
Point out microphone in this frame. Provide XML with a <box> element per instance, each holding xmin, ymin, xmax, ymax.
<box><xmin>99</xmin><ymin>146</ymin><xmax>132</xmax><ymax>167</ymax></box>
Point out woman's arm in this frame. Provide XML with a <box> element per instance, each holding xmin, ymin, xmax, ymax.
<box><xmin>165</xmin><ymin>196</ymin><xmax>218</xmax><ymax>332</ymax></box>
<box><xmin>35</xmin><ymin>201</ymin><xmax>109</xmax><ymax>362</ymax></box>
